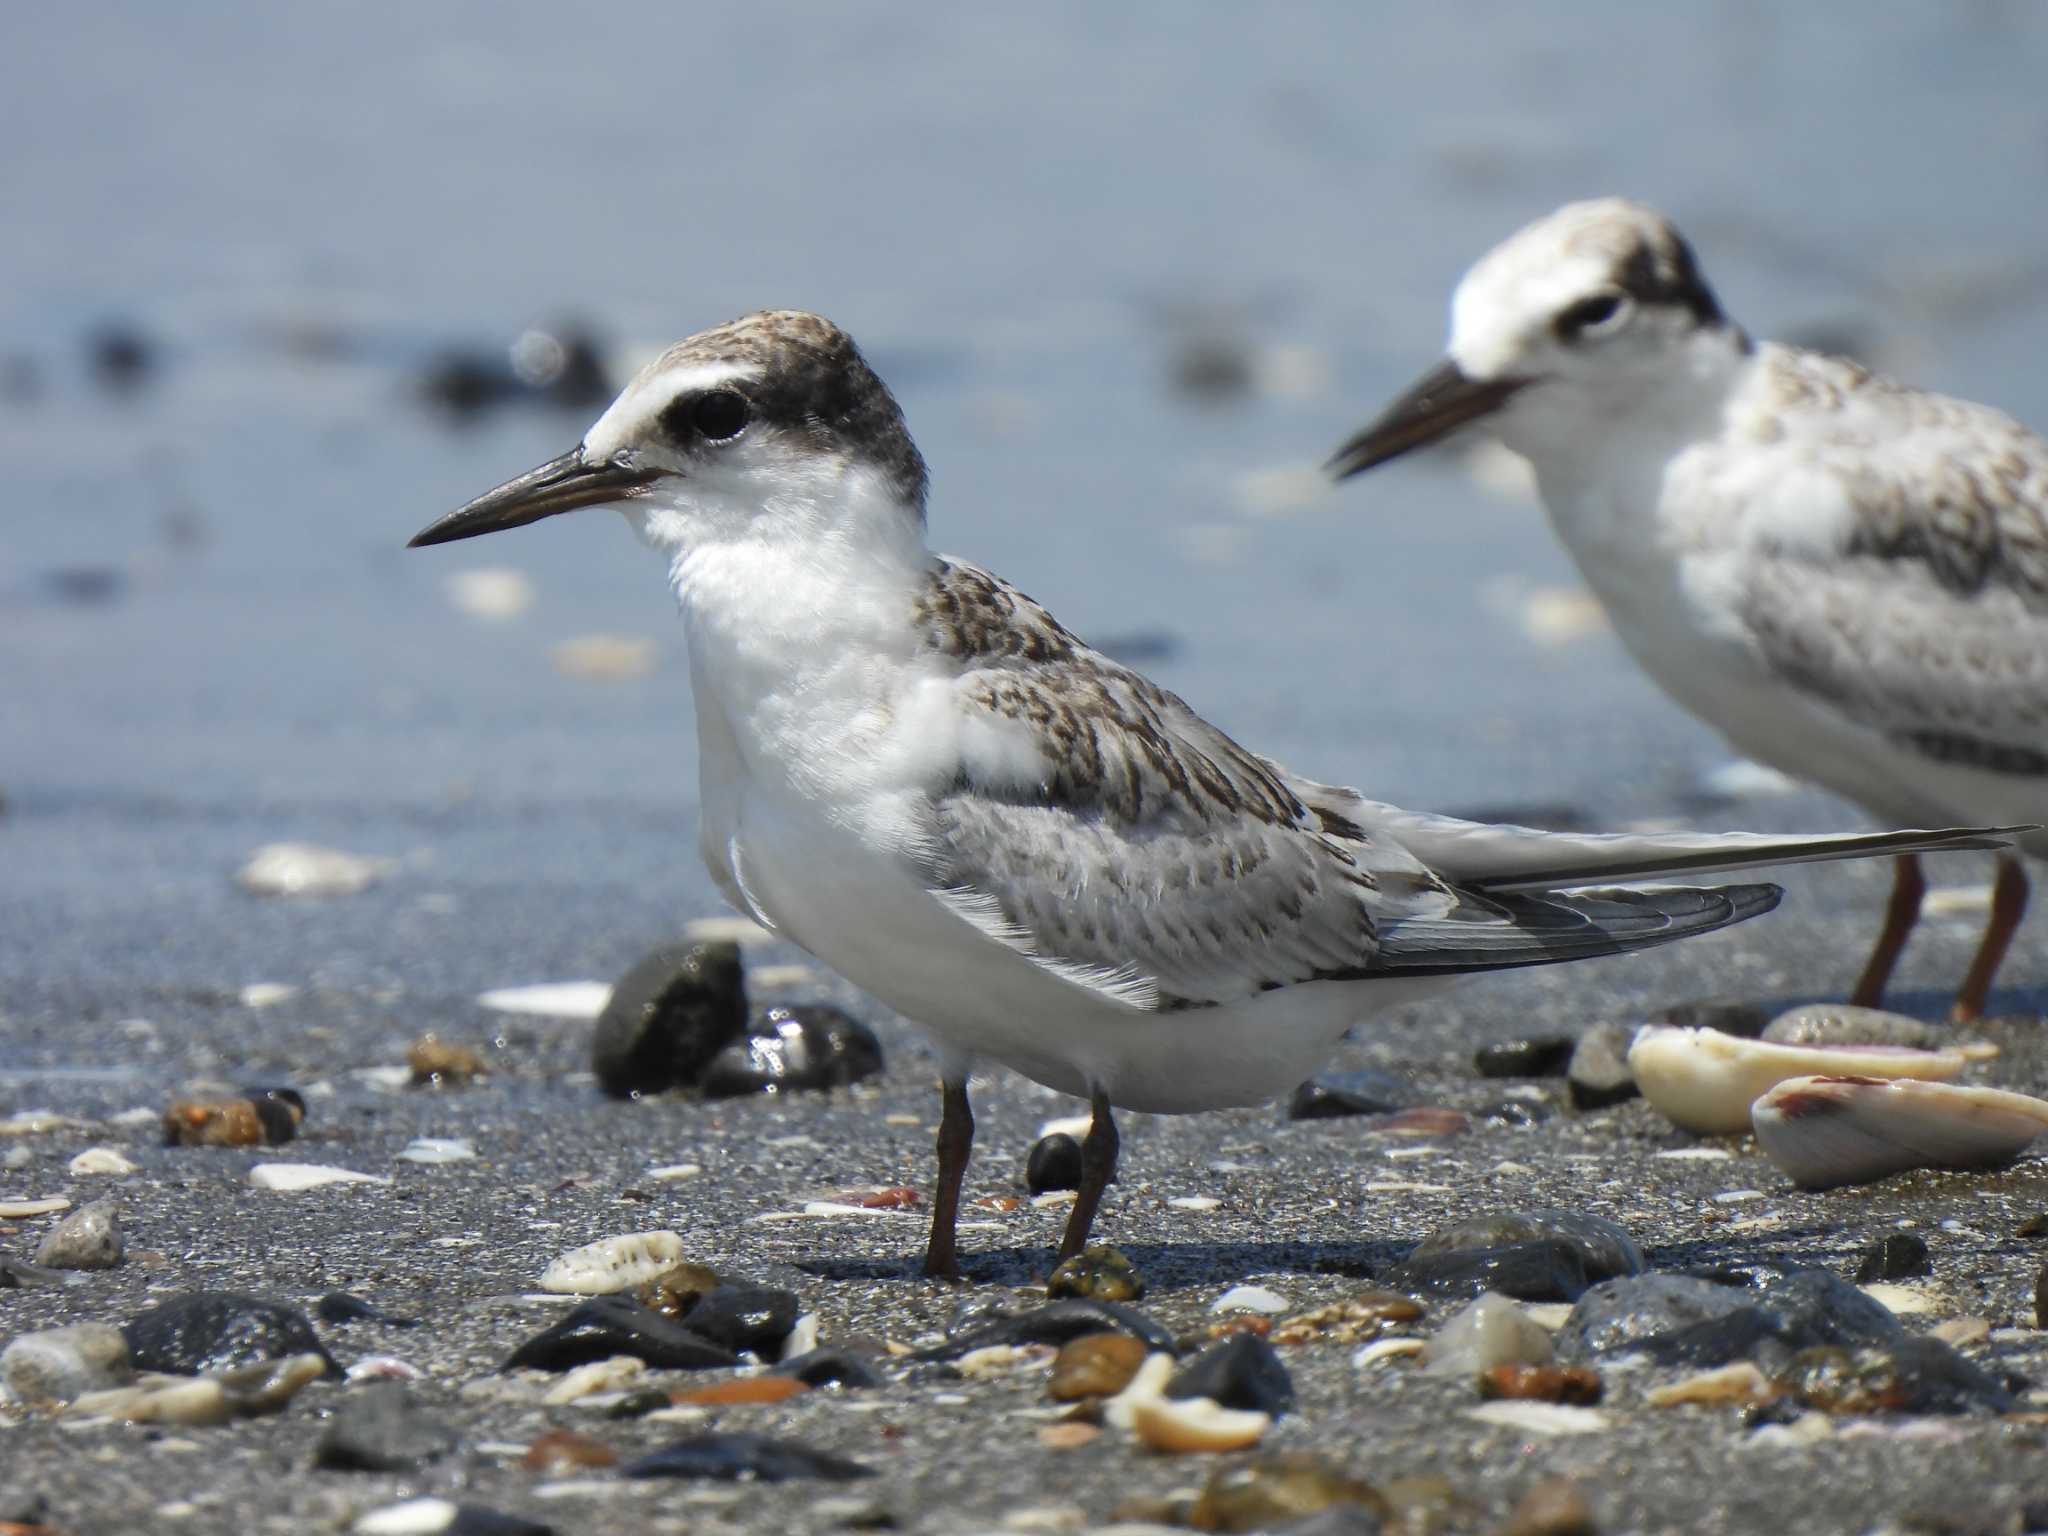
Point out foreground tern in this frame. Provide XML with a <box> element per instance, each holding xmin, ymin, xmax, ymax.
<box><xmin>1331</xmin><ymin>198</ymin><xmax>2048</xmax><ymax>1022</ymax></box>
<box><xmin>414</xmin><ymin>310</ymin><xmax>2007</xmax><ymax>1275</ymax></box>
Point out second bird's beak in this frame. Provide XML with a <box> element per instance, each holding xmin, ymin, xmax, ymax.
<box><xmin>409</xmin><ymin>450</ymin><xmax>666</xmax><ymax>547</ymax></box>
<box><xmin>1326</xmin><ymin>360</ymin><xmax>1527</xmax><ymax>480</ymax></box>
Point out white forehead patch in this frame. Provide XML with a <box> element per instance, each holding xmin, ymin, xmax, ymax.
<box><xmin>582</xmin><ymin>358</ymin><xmax>762</xmax><ymax>462</ymax></box>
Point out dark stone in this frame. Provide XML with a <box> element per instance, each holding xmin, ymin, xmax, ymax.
<box><xmin>1026</xmin><ymin>1134</ymin><xmax>1084</xmax><ymax>1194</ymax></box>
<box><xmin>1393</xmin><ymin>1210</ymin><xmax>1644</xmax><ymax>1303</ymax></box>
<box><xmin>1659</xmin><ymin>1000</ymin><xmax>1769</xmax><ymax>1038</ymax></box>
<box><xmin>42</xmin><ymin>567</ymin><xmax>125</xmax><ymax>606</ymax></box>
<box><xmin>1558</xmin><ymin>1274</ymin><xmax>1754</xmax><ymax>1360</ymax></box>
<box><xmin>1474</xmin><ymin>1037</ymin><xmax>1574</xmax><ymax>1078</ymax></box>
<box><xmin>501</xmin><ymin>1296</ymin><xmax>736</xmax><ymax>1372</ymax></box>
<box><xmin>1287</xmin><ymin>1070</ymin><xmax>1420</xmax><ymax>1121</ymax></box>
<box><xmin>315</xmin><ymin>1291</ymin><xmax>420</xmax><ymax>1328</ymax></box>
<box><xmin>699</xmin><ymin>1006</ymin><xmax>883</xmax><ymax>1097</ymax></box>
<box><xmin>86</xmin><ymin>322</ymin><xmax>155</xmax><ymax>393</ymax></box>
<box><xmin>1853</xmin><ymin>1232</ymin><xmax>1931</xmax><ymax>1284</ymax></box>
<box><xmin>247</xmin><ymin>1087</ymin><xmax>304</xmax><ymax>1145</ymax></box>
<box><xmin>1479</xmin><ymin>1099</ymin><xmax>1550</xmax><ymax>1127</ymax></box>
<box><xmin>1566</xmin><ymin>1025</ymin><xmax>1638</xmax><ymax>1109</ymax></box>
<box><xmin>591</xmin><ymin>942</ymin><xmax>746</xmax><ymax>1098</ymax></box>
<box><xmin>314</xmin><ymin>1382</ymin><xmax>459</xmax><ymax>1471</ymax></box>
<box><xmin>773</xmin><ymin>1347</ymin><xmax>886</xmax><ymax>1390</ymax></box>
<box><xmin>923</xmin><ymin>1298</ymin><xmax>1177</xmax><ymax>1360</ymax></box>
<box><xmin>1575</xmin><ymin>1265</ymin><xmax>1902</xmax><ymax>1370</ymax></box>
<box><xmin>444</xmin><ymin>1509</ymin><xmax>556</xmax><ymax>1536</ymax></box>
<box><xmin>682</xmin><ymin>1283</ymin><xmax>800</xmax><ymax>1358</ymax></box>
<box><xmin>122</xmin><ymin>1292</ymin><xmax>339</xmax><ymax>1377</ymax></box>
<box><xmin>622</xmin><ymin>1432</ymin><xmax>875</xmax><ymax>1483</ymax></box>
<box><xmin>1166</xmin><ymin>1333</ymin><xmax>1295</xmax><ymax>1418</ymax></box>
<box><xmin>1776</xmin><ymin>1336</ymin><xmax>2016</xmax><ymax>1416</ymax></box>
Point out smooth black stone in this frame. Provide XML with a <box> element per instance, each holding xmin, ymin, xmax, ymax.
<box><xmin>123</xmin><ymin>1292</ymin><xmax>340</xmax><ymax>1377</ymax></box>
<box><xmin>1566</xmin><ymin>1024</ymin><xmax>1638</xmax><ymax>1109</ymax></box>
<box><xmin>445</xmin><ymin>1508</ymin><xmax>556</xmax><ymax>1536</ymax></box>
<box><xmin>1658</xmin><ymin>999</ymin><xmax>1769</xmax><ymax>1038</ymax></box>
<box><xmin>925</xmin><ymin>1299</ymin><xmax>1177</xmax><ymax>1360</ymax></box>
<box><xmin>683</xmin><ymin>1283</ymin><xmax>800</xmax><ymax>1357</ymax></box>
<box><xmin>773</xmin><ymin>1347</ymin><xmax>886</xmax><ymax>1390</ymax></box>
<box><xmin>622</xmin><ymin>1432</ymin><xmax>874</xmax><ymax>1483</ymax></box>
<box><xmin>1026</xmin><ymin>1134</ymin><xmax>1084</xmax><ymax>1194</ymax></box>
<box><xmin>1474</xmin><ymin>1037</ymin><xmax>1574</xmax><ymax>1079</ymax></box>
<box><xmin>1606</xmin><ymin>1266</ymin><xmax>1902</xmax><ymax>1370</ymax></box>
<box><xmin>1853</xmin><ymin>1232</ymin><xmax>1931</xmax><ymax>1284</ymax></box>
<box><xmin>1166</xmin><ymin>1334</ymin><xmax>1295</xmax><ymax>1418</ymax></box>
<box><xmin>248</xmin><ymin>1091</ymin><xmax>301</xmax><ymax>1146</ymax></box>
<box><xmin>316</xmin><ymin>1291</ymin><xmax>420</xmax><ymax>1328</ymax></box>
<box><xmin>607</xmin><ymin>1388</ymin><xmax>676</xmax><ymax>1420</ymax></box>
<box><xmin>313</xmin><ymin>1382</ymin><xmax>459</xmax><ymax>1471</ymax></box>
<box><xmin>699</xmin><ymin>1005</ymin><xmax>883</xmax><ymax>1098</ymax></box>
<box><xmin>1287</xmin><ymin>1070</ymin><xmax>1419</xmax><ymax>1121</ymax></box>
<box><xmin>591</xmin><ymin>942</ymin><xmax>746</xmax><ymax>1098</ymax></box>
<box><xmin>1394</xmin><ymin>1210</ymin><xmax>1644</xmax><ymax>1302</ymax></box>
<box><xmin>501</xmin><ymin>1296</ymin><xmax>736</xmax><ymax>1372</ymax></box>
<box><xmin>1559</xmin><ymin>1275</ymin><xmax>1753</xmax><ymax>1360</ymax></box>
<box><xmin>1478</xmin><ymin>1099</ymin><xmax>1550</xmax><ymax>1127</ymax></box>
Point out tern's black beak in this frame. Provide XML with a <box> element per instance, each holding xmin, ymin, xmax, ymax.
<box><xmin>408</xmin><ymin>450</ymin><xmax>667</xmax><ymax>548</ymax></box>
<box><xmin>1325</xmin><ymin>360</ymin><xmax>1529</xmax><ymax>480</ymax></box>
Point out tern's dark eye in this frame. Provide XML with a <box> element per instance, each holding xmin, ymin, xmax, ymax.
<box><xmin>1555</xmin><ymin>292</ymin><xmax>1627</xmax><ymax>340</ymax></box>
<box><xmin>686</xmin><ymin>389</ymin><xmax>750</xmax><ymax>441</ymax></box>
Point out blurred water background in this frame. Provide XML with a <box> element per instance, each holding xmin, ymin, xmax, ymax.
<box><xmin>9</xmin><ymin>2</ymin><xmax>2048</xmax><ymax>999</ymax></box>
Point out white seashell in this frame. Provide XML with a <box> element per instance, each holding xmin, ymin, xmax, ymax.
<box><xmin>1464</xmin><ymin>1400</ymin><xmax>1611</xmax><ymax>1436</ymax></box>
<box><xmin>539</xmin><ymin>1230</ymin><xmax>686</xmax><ymax>1293</ymax></box>
<box><xmin>1628</xmin><ymin>1026</ymin><xmax>1968</xmax><ymax>1135</ymax></box>
<box><xmin>236</xmin><ymin>842</ymin><xmax>393</xmax><ymax>898</ymax></box>
<box><xmin>1101</xmin><ymin>1352</ymin><xmax>1176</xmax><ymax>1431</ymax></box>
<box><xmin>0</xmin><ymin>1198</ymin><xmax>71</xmax><ymax>1219</ymax></box>
<box><xmin>248</xmin><ymin>1164</ymin><xmax>391</xmax><ymax>1191</ymax></box>
<box><xmin>542</xmin><ymin>1355</ymin><xmax>646</xmax><ymax>1404</ymax></box>
<box><xmin>1751</xmin><ymin>1075</ymin><xmax>2048</xmax><ymax>1190</ymax></box>
<box><xmin>397</xmin><ymin>1138</ymin><xmax>476</xmax><ymax>1165</ymax></box>
<box><xmin>1129</xmin><ymin>1394</ymin><xmax>1271</xmax><ymax>1453</ymax></box>
<box><xmin>1210</xmin><ymin>1284</ymin><xmax>1288</xmax><ymax>1315</ymax></box>
<box><xmin>354</xmin><ymin>1498</ymin><xmax>460</xmax><ymax>1535</ymax></box>
<box><xmin>1352</xmin><ymin>1338</ymin><xmax>1426</xmax><ymax>1369</ymax></box>
<box><xmin>476</xmin><ymin>982</ymin><xmax>612</xmax><ymax>1018</ymax></box>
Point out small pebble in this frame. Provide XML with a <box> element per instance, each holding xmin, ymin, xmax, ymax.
<box><xmin>1422</xmin><ymin>1293</ymin><xmax>1554</xmax><ymax>1375</ymax></box>
<box><xmin>637</xmin><ymin>1261</ymin><xmax>722</xmax><ymax>1318</ymax></box>
<box><xmin>503</xmin><ymin>1296</ymin><xmax>735</xmax><ymax>1372</ymax></box>
<box><xmin>522</xmin><ymin>1428</ymin><xmax>619</xmax><ymax>1474</ymax></box>
<box><xmin>699</xmin><ymin>1005</ymin><xmax>884</xmax><ymax>1097</ymax></box>
<box><xmin>1286</xmin><ymin>1069</ymin><xmax>1420</xmax><ymax>1120</ymax></box>
<box><xmin>33</xmin><ymin>1197</ymin><xmax>123</xmax><ymax>1269</ymax></box>
<box><xmin>1187</xmin><ymin>1452</ymin><xmax>1387</xmax><ymax>1532</ymax></box>
<box><xmin>408</xmin><ymin>1036</ymin><xmax>489</xmax><ymax>1086</ymax></box>
<box><xmin>1479</xmin><ymin>1363</ymin><xmax>1603</xmax><ymax>1404</ymax></box>
<box><xmin>621</xmin><ymin>1431</ymin><xmax>875</xmax><ymax>1482</ymax></box>
<box><xmin>1166</xmin><ymin>1333</ymin><xmax>1294</xmax><ymax>1418</ymax></box>
<box><xmin>1048</xmin><ymin>1245</ymin><xmax>1144</xmax><ymax>1302</ymax></box>
<box><xmin>1048</xmin><ymin>1333</ymin><xmax>1149</xmax><ymax>1401</ymax></box>
<box><xmin>681</xmin><ymin>1282</ymin><xmax>800</xmax><ymax>1356</ymax></box>
<box><xmin>1761</xmin><ymin>1003</ymin><xmax>1937</xmax><ymax>1050</ymax></box>
<box><xmin>123</xmin><ymin>1292</ymin><xmax>338</xmax><ymax>1377</ymax></box>
<box><xmin>315</xmin><ymin>1382</ymin><xmax>460</xmax><ymax>1471</ymax></box>
<box><xmin>673</xmin><ymin>1375</ymin><xmax>809</xmax><ymax>1406</ymax></box>
<box><xmin>773</xmin><ymin>1347</ymin><xmax>885</xmax><ymax>1391</ymax></box>
<box><xmin>317</xmin><ymin>1292</ymin><xmax>421</xmax><ymax>1328</ymax></box>
<box><xmin>1566</xmin><ymin>1024</ymin><xmax>1638</xmax><ymax>1110</ymax></box>
<box><xmin>1</xmin><ymin>1322</ymin><xmax>134</xmax><ymax>1402</ymax></box>
<box><xmin>67</xmin><ymin>1147</ymin><xmax>137</xmax><ymax>1177</ymax></box>
<box><xmin>932</xmin><ymin>1297</ymin><xmax>1177</xmax><ymax>1359</ymax></box>
<box><xmin>1854</xmin><ymin>1232</ymin><xmax>1930</xmax><ymax>1284</ymax></box>
<box><xmin>236</xmin><ymin>842</ymin><xmax>392</xmax><ymax>897</ymax></box>
<box><xmin>1025</xmin><ymin>1134</ymin><xmax>1086</xmax><ymax>1195</ymax></box>
<box><xmin>1394</xmin><ymin>1209</ymin><xmax>1643</xmax><ymax>1302</ymax></box>
<box><xmin>591</xmin><ymin>941</ymin><xmax>746</xmax><ymax>1097</ymax></box>
<box><xmin>163</xmin><ymin>1090</ymin><xmax>301</xmax><ymax>1147</ymax></box>
<box><xmin>249</xmin><ymin>1163</ymin><xmax>390</xmax><ymax>1191</ymax></box>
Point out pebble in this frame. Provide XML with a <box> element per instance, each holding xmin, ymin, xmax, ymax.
<box><xmin>1026</xmin><ymin>1134</ymin><xmax>1085</xmax><ymax>1194</ymax></box>
<box><xmin>476</xmin><ymin>981</ymin><xmax>611</xmax><ymax>1018</ymax></box>
<box><xmin>1130</xmin><ymin>1394</ymin><xmax>1270</xmax><ymax>1454</ymax></box>
<box><xmin>71</xmin><ymin>1352</ymin><xmax>327</xmax><ymax>1425</ymax></box>
<box><xmin>1498</xmin><ymin>1477</ymin><xmax>1597</xmax><ymax>1536</ymax></box>
<box><xmin>1475</xmin><ymin>1037</ymin><xmax>1575</xmax><ymax>1078</ymax></box>
<box><xmin>1557</xmin><ymin>1275</ymin><xmax>1753</xmax><ymax>1359</ymax></box>
<box><xmin>541</xmin><ymin>1230</ymin><xmax>688</xmax><ymax>1294</ymax></box>
<box><xmin>1</xmin><ymin>1322</ymin><xmax>135</xmax><ymax>1402</ymax></box>
<box><xmin>523</xmin><ymin>1428</ymin><xmax>619</xmax><ymax>1473</ymax></box>
<box><xmin>0</xmin><ymin>1254</ymin><xmax>81</xmax><ymax>1289</ymax></box>
<box><xmin>354</xmin><ymin>1500</ymin><xmax>555</xmax><ymax>1536</ymax></box>
<box><xmin>1564</xmin><ymin>1266</ymin><xmax>1900</xmax><ymax>1370</ymax></box>
<box><xmin>236</xmin><ymin>841</ymin><xmax>392</xmax><ymax>896</ymax></box>
<box><xmin>398</xmin><ymin>1137</ymin><xmax>476</xmax><ymax>1165</ymax></box>
<box><xmin>502</xmin><ymin>1296</ymin><xmax>736</xmax><ymax>1372</ymax></box>
<box><xmin>249</xmin><ymin>1163</ymin><xmax>390</xmax><ymax>1191</ymax></box>
<box><xmin>1212</xmin><ymin>1284</ymin><xmax>1289</xmax><ymax>1316</ymax></box>
<box><xmin>636</xmin><ymin>1261</ymin><xmax>722</xmax><ymax>1318</ymax></box>
<box><xmin>67</xmin><ymin>1147</ymin><xmax>137</xmax><ymax>1177</ymax></box>
<box><xmin>1285</xmin><ymin>1069</ymin><xmax>1420</xmax><ymax>1120</ymax></box>
<box><xmin>123</xmin><ymin>1292</ymin><xmax>339</xmax><ymax>1377</ymax></box>
<box><xmin>1165</xmin><ymin>1334</ymin><xmax>1294</xmax><ymax>1417</ymax></box>
<box><xmin>1658</xmin><ymin>999</ymin><xmax>1770</xmax><ymax>1038</ymax></box>
<box><xmin>699</xmin><ymin>1005</ymin><xmax>884</xmax><ymax>1097</ymax></box>
<box><xmin>407</xmin><ymin>1035</ymin><xmax>489</xmax><ymax>1086</ymax></box>
<box><xmin>32</xmin><ymin>1197</ymin><xmax>123</xmax><ymax>1269</ymax></box>
<box><xmin>621</xmin><ymin>1432</ymin><xmax>875</xmax><ymax>1482</ymax></box>
<box><xmin>317</xmin><ymin>1292</ymin><xmax>420</xmax><ymax>1328</ymax></box>
<box><xmin>1048</xmin><ymin>1333</ymin><xmax>1150</xmax><ymax>1400</ymax></box>
<box><xmin>1566</xmin><ymin>1024</ymin><xmax>1639</xmax><ymax>1109</ymax></box>
<box><xmin>1393</xmin><ymin>1209</ymin><xmax>1644</xmax><ymax>1302</ymax></box>
<box><xmin>1048</xmin><ymin>1245</ymin><xmax>1144</xmax><ymax>1303</ymax></box>
<box><xmin>680</xmin><ymin>1282</ymin><xmax>801</xmax><ymax>1356</ymax></box>
<box><xmin>930</xmin><ymin>1298</ymin><xmax>1178</xmax><ymax>1359</ymax></box>
<box><xmin>1479</xmin><ymin>1364</ymin><xmax>1603</xmax><ymax>1404</ymax></box>
<box><xmin>1186</xmin><ymin>1453</ymin><xmax>1387</xmax><ymax>1533</ymax></box>
<box><xmin>773</xmin><ymin>1348</ymin><xmax>886</xmax><ymax>1391</ymax></box>
<box><xmin>164</xmin><ymin>1089</ymin><xmax>303</xmax><ymax>1147</ymax></box>
<box><xmin>315</xmin><ymin>1382</ymin><xmax>460</xmax><ymax>1470</ymax></box>
<box><xmin>1421</xmin><ymin>1293</ymin><xmax>1555</xmax><ymax>1376</ymax></box>
<box><xmin>1272</xmin><ymin>1290</ymin><xmax>1424</xmax><ymax>1345</ymax></box>
<box><xmin>1761</xmin><ymin>1003</ymin><xmax>1938</xmax><ymax>1050</ymax></box>
<box><xmin>590</xmin><ymin>941</ymin><xmax>747</xmax><ymax>1097</ymax></box>
<box><xmin>1774</xmin><ymin>1337</ymin><xmax>2015</xmax><ymax>1415</ymax></box>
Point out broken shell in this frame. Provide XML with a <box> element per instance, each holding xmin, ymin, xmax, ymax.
<box><xmin>1751</xmin><ymin>1075</ymin><xmax>2048</xmax><ymax>1190</ymax></box>
<box><xmin>1627</xmin><ymin>1027</ymin><xmax>1968</xmax><ymax>1136</ymax></box>
<box><xmin>1129</xmin><ymin>1393</ymin><xmax>1271</xmax><ymax>1453</ymax></box>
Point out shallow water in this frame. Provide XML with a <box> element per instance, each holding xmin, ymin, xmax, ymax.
<box><xmin>8</xmin><ymin>3</ymin><xmax>2048</xmax><ymax>997</ymax></box>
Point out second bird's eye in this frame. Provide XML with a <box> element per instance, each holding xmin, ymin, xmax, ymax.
<box><xmin>691</xmin><ymin>390</ymin><xmax>750</xmax><ymax>441</ymax></box>
<box><xmin>1556</xmin><ymin>293</ymin><xmax>1627</xmax><ymax>339</ymax></box>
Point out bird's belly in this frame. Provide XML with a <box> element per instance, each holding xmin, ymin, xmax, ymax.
<box><xmin>722</xmin><ymin>793</ymin><xmax>1434</xmax><ymax>1112</ymax></box>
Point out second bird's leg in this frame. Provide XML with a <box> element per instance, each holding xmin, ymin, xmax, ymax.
<box><xmin>1951</xmin><ymin>853</ymin><xmax>2029</xmax><ymax>1025</ymax></box>
<box><xmin>1057</xmin><ymin>1086</ymin><xmax>1119</xmax><ymax>1261</ymax></box>
<box><xmin>1849</xmin><ymin>853</ymin><xmax>1926</xmax><ymax>1009</ymax></box>
<box><xmin>923</xmin><ymin>1076</ymin><xmax>974</xmax><ymax>1280</ymax></box>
